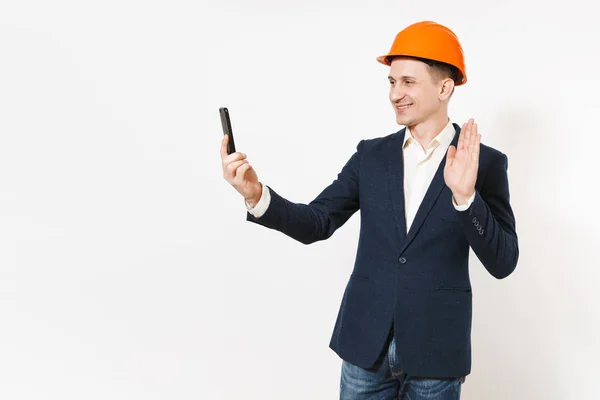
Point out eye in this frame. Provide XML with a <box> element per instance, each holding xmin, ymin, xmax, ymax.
<box><xmin>404</xmin><ymin>80</ymin><xmax>414</xmax><ymax>85</ymax></box>
<box><xmin>389</xmin><ymin>80</ymin><xmax>395</xmax><ymax>86</ymax></box>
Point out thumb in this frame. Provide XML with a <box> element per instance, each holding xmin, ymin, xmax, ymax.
<box><xmin>446</xmin><ymin>145</ymin><xmax>456</xmax><ymax>166</ymax></box>
<box><xmin>220</xmin><ymin>134</ymin><xmax>229</xmax><ymax>158</ymax></box>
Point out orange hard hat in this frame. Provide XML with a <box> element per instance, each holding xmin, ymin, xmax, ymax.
<box><xmin>376</xmin><ymin>21</ymin><xmax>467</xmax><ymax>85</ymax></box>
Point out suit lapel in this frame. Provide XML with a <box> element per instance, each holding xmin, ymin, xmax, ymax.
<box><xmin>387</xmin><ymin>128</ymin><xmax>407</xmax><ymax>242</ymax></box>
<box><xmin>399</xmin><ymin>123</ymin><xmax>461</xmax><ymax>252</ymax></box>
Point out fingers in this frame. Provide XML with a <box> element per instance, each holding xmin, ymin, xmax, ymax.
<box><xmin>466</xmin><ymin>121</ymin><xmax>475</xmax><ymax>153</ymax></box>
<box><xmin>222</xmin><ymin>151</ymin><xmax>247</xmax><ymax>166</ymax></box>
<box><xmin>457</xmin><ymin>123</ymin><xmax>466</xmax><ymax>151</ymax></box>
<box><xmin>462</xmin><ymin>118</ymin><xmax>474</xmax><ymax>150</ymax></box>
<box><xmin>470</xmin><ymin>129</ymin><xmax>481</xmax><ymax>166</ymax></box>
<box><xmin>465</xmin><ymin>122</ymin><xmax>480</xmax><ymax>172</ymax></box>
<box><xmin>469</xmin><ymin>122</ymin><xmax>479</xmax><ymax>150</ymax></box>
<box><xmin>224</xmin><ymin>159</ymin><xmax>249</xmax><ymax>180</ymax></box>
<box><xmin>235</xmin><ymin>161</ymin><xmax>253</xmax><ymax>180</ymax></box>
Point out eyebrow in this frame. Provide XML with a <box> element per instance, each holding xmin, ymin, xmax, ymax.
<box><xmin>388</xmin><ymin>75</ymin><xmax>417</xmax><ymax>81</ymax></box>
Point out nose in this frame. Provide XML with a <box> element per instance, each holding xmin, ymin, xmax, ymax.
<box><xmin>390</xmin><ymin>85</ymin><xmax>407</xmax><ymax>103</ymax></box>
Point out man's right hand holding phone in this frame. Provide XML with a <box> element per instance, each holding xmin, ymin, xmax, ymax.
<box><xmin>220</xmin><ymin>134</ymin><xmax>262</xmax><ymax>208</ymax></box>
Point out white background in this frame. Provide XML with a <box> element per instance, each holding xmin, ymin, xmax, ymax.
<box><xmin>1</xmin><ymin>0</ymin><xmax>599</xmax><ymax>399</ymax></box>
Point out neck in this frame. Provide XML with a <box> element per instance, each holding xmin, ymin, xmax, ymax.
<box><xmin>408</xmin><ymin>112</ymin><xmax>450</xmax><ymax>149</ymax></box>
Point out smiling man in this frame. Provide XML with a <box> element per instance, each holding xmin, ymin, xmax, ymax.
<box><xmin>220</xmin><ymin>21</ymin><xmax>519</xmax><ymax>400</ymax></box>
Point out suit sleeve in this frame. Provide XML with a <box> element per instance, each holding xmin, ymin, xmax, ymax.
<box><xmin>457</xmin><ymin>153</ymin><xmax>519</xmax><ymax>279</ymax></box>
<box><xmin>245</xmin><ymin>140</ymin><xmax>363</xmax><ymax>244</ymax></box>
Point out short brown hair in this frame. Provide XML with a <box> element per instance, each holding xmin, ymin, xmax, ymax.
<box><xmin>387</xmin><ymin>56</ymin><xmax>459</xmax><ymax>84</ymax></box>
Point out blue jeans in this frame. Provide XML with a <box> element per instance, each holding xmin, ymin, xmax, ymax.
<box><xmin>340</xmin><ymin>336</ymin><xmax>464</xmax><ymax>399</ymax></box>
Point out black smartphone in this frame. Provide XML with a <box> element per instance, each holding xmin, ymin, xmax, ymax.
<box><xmin>219</xmin><ymin>107</ymin><xmax>236</xmax><ymax>155</ymax></box>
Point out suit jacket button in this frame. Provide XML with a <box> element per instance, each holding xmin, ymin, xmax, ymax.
<box><xmin>472</xmin><ymin>217</ymin><xmax>477</xmax><ymax>223</ymax></box>
<box><xmin>399</xmin><ymin>257</ymin><xmax>407</xmax><ymax>264</ymax></box>
<box><xmin>478</xmin><ymin>230</ymin><xmax>484</xmax><ymax>235</ymax></box>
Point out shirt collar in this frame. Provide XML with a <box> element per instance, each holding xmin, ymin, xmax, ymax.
<box><xmin>403</xmin><ymin>120</ymin><xmax>455</xmax><ymax>150</ymax></box>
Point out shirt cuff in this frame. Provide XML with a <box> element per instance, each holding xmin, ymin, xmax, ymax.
<box><xmin>245</xmin><ymin>183</ymin><xmax>271</xmax><ymax>218</ymax></box>
<box><xmin>452</xmin><ymin>191</ymin><xmax>476</xmax><ymax>211</ymax></box>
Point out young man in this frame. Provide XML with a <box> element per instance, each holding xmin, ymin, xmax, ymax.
<box><xmin>220</xmin><ymin>21</ymin><xmax>519</xmax><ymax>400</ymax></box>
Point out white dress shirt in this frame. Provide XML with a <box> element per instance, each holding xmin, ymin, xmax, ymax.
<box><xmin>246</xmin><ymin>120</ymin><xmax>474</xmax><ymax>223</ymax></box>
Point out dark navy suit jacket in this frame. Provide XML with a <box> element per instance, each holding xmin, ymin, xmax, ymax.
<box><xmin>246</xmin><ymin>123</ymin><xmax>519</xmax><ymax>378</ymax></box>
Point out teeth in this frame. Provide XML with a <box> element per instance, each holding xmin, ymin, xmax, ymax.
<box><xmin>398</xmin><ymin>104</ymin><xmax>411</xmax><ymax>110</ymax></box>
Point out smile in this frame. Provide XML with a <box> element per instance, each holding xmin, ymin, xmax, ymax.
<box><xmin>396</xmin><ymin>104</ymin><xmax>412</xmax><ymax>111</ymax></box>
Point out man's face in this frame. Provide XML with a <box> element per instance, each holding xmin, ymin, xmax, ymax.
<box><xmin>388</xmin><ymin>57</ymin><xmax>443</xmax><ymax>127</ymax></box>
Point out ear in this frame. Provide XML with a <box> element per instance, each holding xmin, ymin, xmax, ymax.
<box><xmin>439</xmin><ymin>78</ymin><xmax>455</xmax><ymax>100</ymax></box>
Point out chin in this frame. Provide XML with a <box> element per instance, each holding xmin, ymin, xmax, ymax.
<box><xmin>396</xmin><ymin>116</ymin><xmax>415</xmax><ymax>127</ymax></box>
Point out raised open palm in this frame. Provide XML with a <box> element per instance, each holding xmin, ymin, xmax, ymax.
<box><xmin>444</xmin><ymin>118</ymin><xmax>481</xmax><ymax>204</ymax></box>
